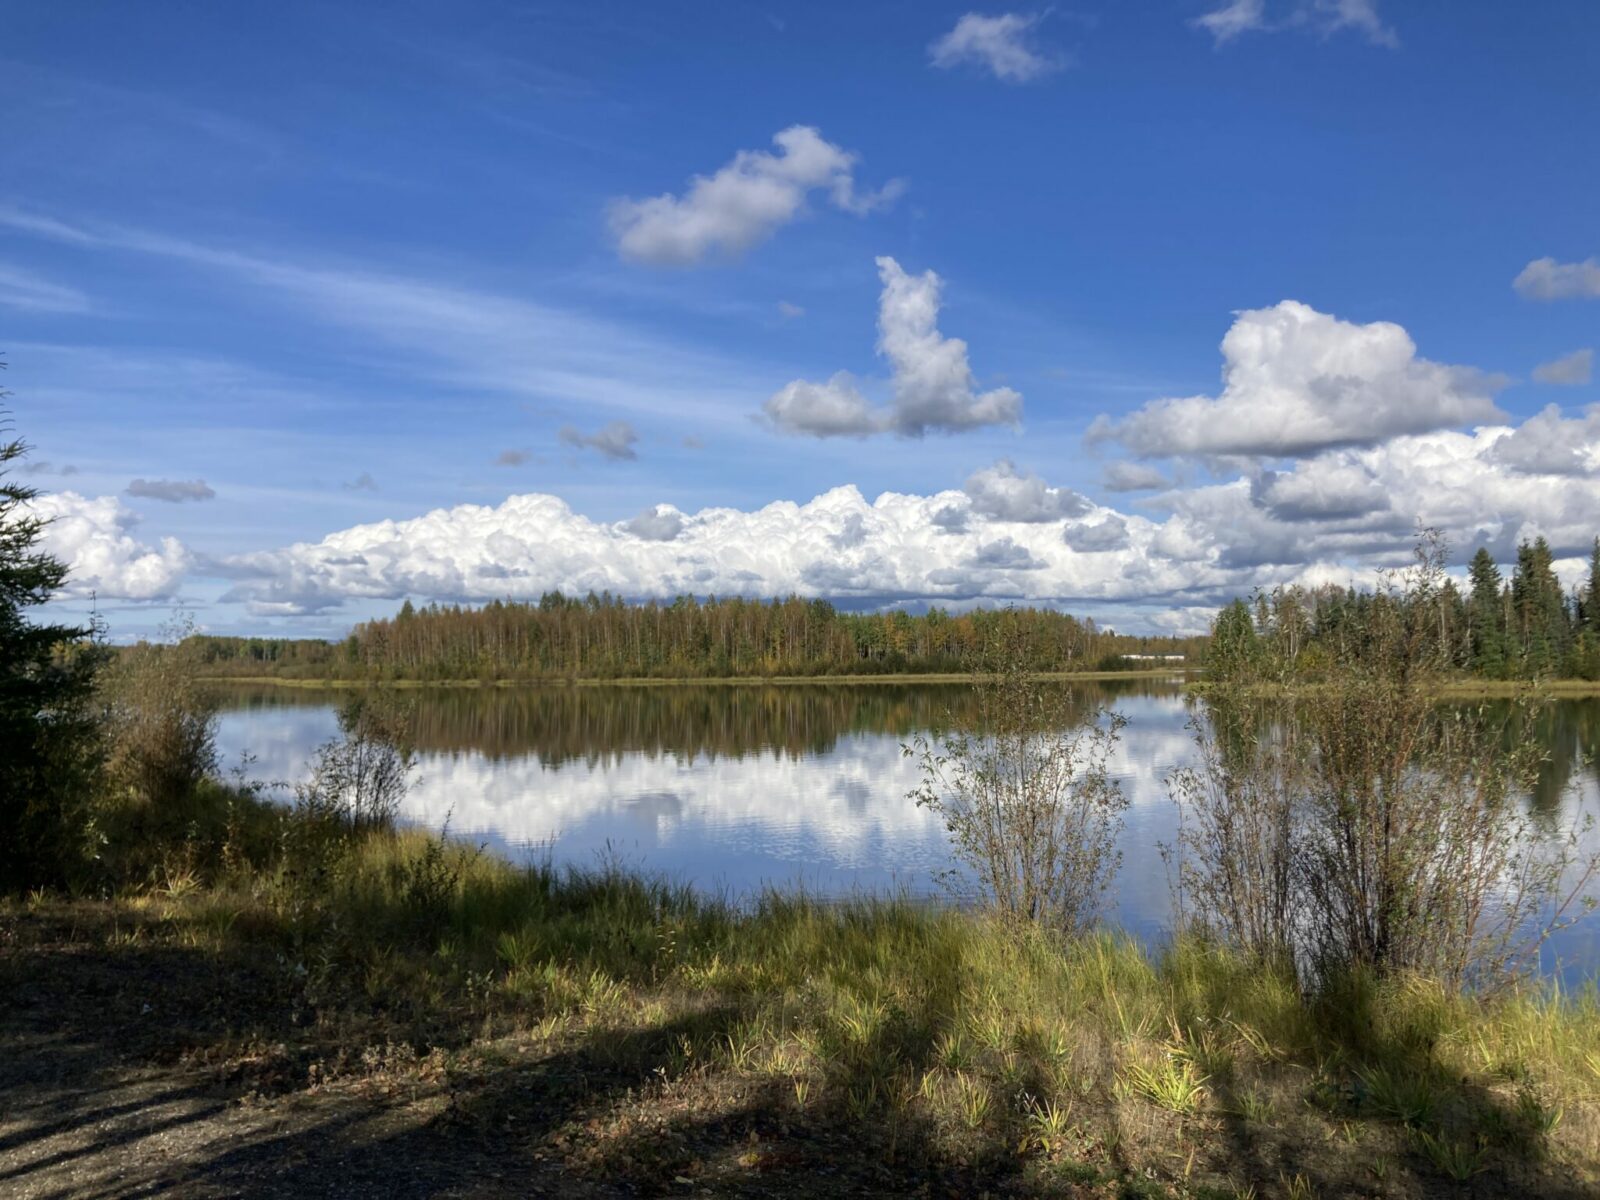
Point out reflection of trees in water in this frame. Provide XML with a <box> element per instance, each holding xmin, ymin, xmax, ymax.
<box><xmin>210</xmin><ymin>678</ymin><xmax>1181</xmax><ymax>766</ymax></box>
<box><xmin>1479</xmin><ymin>697</ymin><xmax>1600</xmax><ymax>815</ymax></box>
<box><xmin>1191</xmin><ymin>692</ymin><xmax>1600</xmax><ymax>823</ymax></box>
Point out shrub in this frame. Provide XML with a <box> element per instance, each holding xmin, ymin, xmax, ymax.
<box><xmin>907</xmin><ymin>614</ymin><xmax>1128</xmax><ymax>933</ymax></box>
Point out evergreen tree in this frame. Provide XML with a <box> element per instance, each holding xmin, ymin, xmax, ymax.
<box><xmin>1509</xmin><ymin>537</ymin><xmax>1567</xmax><ymax>676</ymax></box>
<box><xmin>1466</xmin><ymin>548</ymin><xmax>1506</xmax><ymax>678</ymax></box>
<box><xmin>0</xmin><ymin>392</ymin><xmax>105</xmax><ymax>891</ymax></box>
<box><xmin>1582</xmin><ymin>538</ymin><xmax>1600</xmax><ymax>636</ymax></box>
<box><xmin>1572</xmin><ymin>539</ymin><xmax>1600</xmax><ymax>680</ymax></box>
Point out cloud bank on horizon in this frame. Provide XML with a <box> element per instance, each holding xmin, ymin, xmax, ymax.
<box><xmin>156</xmin><ymin>404</ymin><xmax>1598</xmax><ymax>632</ymax></box>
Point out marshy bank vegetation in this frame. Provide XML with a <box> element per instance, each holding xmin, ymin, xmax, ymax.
<box><xmin>6</xmin><ymin>418</ymin><xmax>1600</xmax><ymax>1197</ymax></box>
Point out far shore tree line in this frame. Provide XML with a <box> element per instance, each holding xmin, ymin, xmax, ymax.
<box><xmin>180</xmin><ymin>593</ymin><xmax>1204</xmax><ymax>681</ymax></box>
<box><xmin>1208</xmin><ymin>534</ymin><xmax>1600</xmax><ymax>683</ymax></box>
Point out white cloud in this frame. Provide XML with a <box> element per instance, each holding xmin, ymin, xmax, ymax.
<box><xmin>1101</xmin><ymin>461</ymin><xmax>1170</xmax><ymax>492</ymax></box>
<box><xmin>763</xmin><ymin>373</ymin><xmax>878</xmax><ymax>437</ymax></box>
<box><xmin>0</xmin><ymin>262</ymin><xmax>90</xmax><ymax>313</ymax></box>
<box><xmin>126</xmin><ymin>478</ymin><xmax>215</xmax><ymax>503</ymax></box>
<box><xmin>212</xmin><ymin>399</ymin><xmax>1600</xmax><ymax>627</ymax></box>
<box><xmin>608</xmin><ymin>126</ymin><xmax>904</xmax><ymax>266</ymax></box>
<box><xmin>1062</xmin><ymin>514</ymin><xmax>1130</xmax><ymax>553</ymax></box>
<box><xmin>1193</xmin><ymin>0</ymin><xmax>1267</xmax><ymax>44</ymax></box>
<box><xmin>622</xmin><ymin>505</ymin><xmax>685</xmax><ymax>542</ymax></box>
<box><xmin>969</xmin><ymin>536</ymin><xmax>1047</xmax><ymax>570</ymax></box>
<box><xmin>1089</xmin><ymin>300</ymin><xmax>1502</xmax><ymax>459</ymax></box>
<box><xmin>1532</xmin><ymin>348</ymin><xmax>1594</xmax><ymax>386</ymax></box>
<box><xmin>1318</xmin><ymin>0</ymin><xmax>1397</xmax><ymax>46</ymax></box>
<box><xmin>1253</xmin><ymin>460</ymin><xmax>1389</xmax><ymax>520</ymax></box>
<box><xmin>1514</xmin><ymin>257</ymin><xmax>1600</xmax><ymax>302</ymax></box>
<box><xmin>559</xmin><ymin>420</ymin><xmax>639</xmax><ymax>461</ymax></box>
<box><xmin>1194</xmin><ymin>0</ymin><xmax>1397</xmax><ymax>47</ymax></box>
<box><xmin>963</xmin><ymin>459</ymin><xmax>1090</xmax><ymax>522</ymax></box>
<box><xmin>777</xmin><ymin>300</ymin><xmax>805</xmax><ymax>320</ymax></box>
<box><xmin>929</xmin><ymin>13</ymin><xmax>1057</xmax><ymax>82</ymax></box>
<box><xmin>764</xmin><ymin>256</ymin><xmax>1023</xmax><ymax>438</ymax></box>
<box><xmin>28</xmin><ymin>492</ymin><xmax>189</xmax><ymax>600</ymax></box>
<box><xmin>1483</xmin><ymin>405</ymin><xmax>1600</xmax><ymax>477</ymax></box>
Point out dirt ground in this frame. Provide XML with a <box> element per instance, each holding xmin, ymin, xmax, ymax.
<box><xmin>5</xmin><ymin>903</ymin><xmax>1598</xmax><ymax>1200</ymax></box>
<box><xmin>0</xmin><ymin>906</ymin><xmax>1037</xmax><ymax>1199</ymax></box>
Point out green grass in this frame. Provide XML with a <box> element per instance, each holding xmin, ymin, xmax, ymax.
<box><xmin>11</xmin><ymin>787</ymin><xmax>1600</xmax><ymax>1197</ymax></box>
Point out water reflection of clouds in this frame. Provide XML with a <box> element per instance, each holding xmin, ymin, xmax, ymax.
<box><xmin>211</xmin><ymin>690</ymin><xmax>1600</xmax><ymax>976</ymax></box>
<box><xmin>213</xmin><ymin>690</ymin><xmax>1197</xmax><ymax>916</ymax></box>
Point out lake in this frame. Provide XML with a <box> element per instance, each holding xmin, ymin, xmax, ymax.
<box><xmin>213</xmin><ymin>679</ymin><xmax>1600</xmax><ymax>980</ymax></box>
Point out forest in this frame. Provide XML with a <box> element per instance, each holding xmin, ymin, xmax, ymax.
<box><xmin>1208</xmin><ymin>535</ymin><xmax>1600</xmax><ymax>682</ymax></box>
<box><xmin>183</xmin><ymin>592</ymin><xmax>1203</xmax><ymax>680</ymax></box>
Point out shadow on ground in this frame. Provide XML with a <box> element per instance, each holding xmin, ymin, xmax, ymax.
<box><xmin>2</xmin><ymin>904</ymin><xmax>1595</xmax><ymax>1199</ymax></box>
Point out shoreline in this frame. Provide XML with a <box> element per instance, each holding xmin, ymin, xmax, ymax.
<box><xmin>194</xmin><ymin>667</ymin><xmax>1194</xmax><ymax>689</ymax></box>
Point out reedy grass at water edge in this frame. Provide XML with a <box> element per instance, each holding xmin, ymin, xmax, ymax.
<box><xmin>14</xmin><ymin>809</ymin><xmax>1600</xmax><ymax>1197</ymax></box>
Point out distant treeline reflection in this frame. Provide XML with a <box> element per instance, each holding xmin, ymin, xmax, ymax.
<box><xmin>213</xmin><ymin>678</ymin><xmax>1182</xmax><ymax>766</ymax></box>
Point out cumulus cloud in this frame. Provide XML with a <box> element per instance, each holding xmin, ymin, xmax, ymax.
<box><xmin>764</xmin><ymin>256</ymin><xmax>1023</xmax><ymax>438</ymax></box>
<box><xmin>622</xmin><ymin>505</ymin><xmax>686</xmax><ymax>542</ymax></box>
<box><xmin>609</xmin><ymin>126</ymin><xmax>904</xmax><ymax>266</ymax></box>
<box><xmin>28</xmin><ymin>492</ymin><xmax>189</xmax><ymax>599</ymax></box>
<box><xmin>964</xmin><ymin>459</ymin><xmax>1091</xmax><ymax>522</ymax></box>
<box><xmin>218</xmin><ymin>484</ymin><xmax>1144</xmax><ymax>616</ymax></box>
<box><xmin>213</xmin><ymin>398</ymin><xmax>1600</xmax><ymax>626</ymax></box>
<box><xmin>1253</xmin><ymin>461</ymin><xmax>1390</xmax><ymax>520</ymax></box>
<box><xmin>126</xmin><ymin>478</ymin><xmax>216</xmax><ymax>503</ymax></box>
<box><xmin>1194</xmin><ymin>0</ymin><xmax>1397</xmax><ymax>47</ymax></box>
<box><xmin>1101</xmin><ymin>461</ymin><xmax>1170</xmax><ymax>492</ymax></box>
<box><xmin>1089</xmin><ymin>300</ymin><xmax>1502</xmax><ymax>459</ymax></box>
<box><xmin>1532</xmin><ymin>348</ymin><xmax>1593</xmax><ymax>386</ymax></box>
<box><xmin>763</xmin><ymin>374</ymin><xmax>878</xmax><ymax>437</ymax></box>
<box><xmin>1514</xmin><ymin>257</ymin><xmax>1600</xmax><ymax>302</ymax></box>
<box><xmin>1483</xmin><ymin>405</ymin><xmax>1600</xmax><ymax>477</ymax></box>
<box><xmin>970</xmin><ymin>536</ymin><xmax>1046</xmax><ymax>570</ymax></box>
<box><xmin>559</xmin><ymin>420</ymin><xmax>639</xmax><ymax>461</ymax></box>
<box><xmin>1063</xmin><ymin>515</ymin><xmax>1130</xmax><ymax>553</ymax></box>
<box><xmin>929</xmin><ymin>13</ymin><xmax>1057</xmax><ymax>82</ymax></box>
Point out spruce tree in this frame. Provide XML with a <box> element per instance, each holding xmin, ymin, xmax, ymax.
<box><xmin>0</xmin><ymin>388</ymin><xmax>104</xmax><ymax>890</ymax></box>
<box><xmin>1466</xmin><ymin>547</ymin><xmax>1506</xmax><ymax>678</ymax></box>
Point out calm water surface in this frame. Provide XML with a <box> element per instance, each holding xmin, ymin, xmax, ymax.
<box><xmin>213</xmin><ymin>680</ymin><xmax>1600</xmax><ymax>979</ymax></box>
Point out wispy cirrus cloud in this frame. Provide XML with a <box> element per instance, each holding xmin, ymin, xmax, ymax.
<box><xmin>0</xmin><ymin>262</ymin><xmax>91</xmax><ymax>313</ymax></box>
<box><xmin>0</xmin><ymin>205</ymin><xmax>769</xmax><ymax>427</ymax></box>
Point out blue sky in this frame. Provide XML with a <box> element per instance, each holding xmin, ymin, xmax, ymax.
<box><xmin>4</xmin><ymin>1</ymin><xmax>1598</xmax><ymax>637</ymax></box>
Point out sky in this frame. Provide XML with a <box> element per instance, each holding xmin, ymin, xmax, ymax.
<box><xmin>4</xmin><ymin>0</ymin><xmax>1598</xmax><ymax>639</ymax></box>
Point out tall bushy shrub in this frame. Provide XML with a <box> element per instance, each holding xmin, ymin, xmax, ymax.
<box><xmin>907</xmin><ymin>614</ymin><xmax>1128</xmax><ymax>934</ymax></box>
<box><xmin>1172</xmin><ymin>538</ymin><xmax>1598</xmax><ymax>987</ymax></box>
